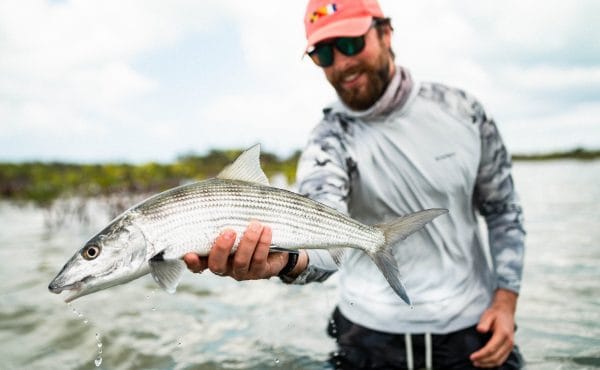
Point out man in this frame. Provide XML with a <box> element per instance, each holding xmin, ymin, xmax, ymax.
<box><xmin>184</xmin><ymin>0</ymin><xmax>525</xmax><ymax>368</ymax></box>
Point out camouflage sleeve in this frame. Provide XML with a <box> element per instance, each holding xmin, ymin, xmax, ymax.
<box><xmin>281</xmin><ymin>116</ymin><xmax>352</xmax><ymax>285</ymax></box>
<box><xmin>473</xmin><ymin>102</ymin><xmax>526</xmax><ymax>294</ymax></box>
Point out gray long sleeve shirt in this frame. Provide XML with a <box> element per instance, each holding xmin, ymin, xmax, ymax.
<box><xmin>290</xmin><ymin>66</ymin><xmax>525</xmax><ymax>334</ymax></box>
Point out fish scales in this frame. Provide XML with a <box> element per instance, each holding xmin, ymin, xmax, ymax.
<box><xmin>146</xmin><ymin>180</ymin><xmax>363</xmax><ymax>235</ymax></box>
<box><xmin>135</xmin><ymin>179</ymin><xmax>383</xmax><ymax>258</ymax></box>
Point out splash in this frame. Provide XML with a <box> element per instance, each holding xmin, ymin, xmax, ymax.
<box><xmin>67</xmin><ymin>303</ymin><xmax>103</xmax><ymax>367</ymax></box>
<box><xmin>95</xmin><ymin>332</ymin><xmax>103</xmax><ymax>367</ymax></box>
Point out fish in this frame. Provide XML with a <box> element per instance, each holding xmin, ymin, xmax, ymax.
<box><xmin>48</xmin><ymin>144</ymin><xmax>447</xmax><ymax>305</ymax></box>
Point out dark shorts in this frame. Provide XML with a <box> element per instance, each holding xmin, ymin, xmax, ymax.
<box><xmin>327</xmin><ymin>307</ymin><xmax>523</xmax><ymax>370</ymax></box>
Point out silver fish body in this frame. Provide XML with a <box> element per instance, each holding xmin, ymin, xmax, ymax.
<box><xmin>49</xmin><ymin>145</ymin><xmax>447</xmax><ymax>304</ymax></box>
<box><xmin>138</xmin><ymin>178</ymin><xmax>384</xmax><ymax>259</ymax></box>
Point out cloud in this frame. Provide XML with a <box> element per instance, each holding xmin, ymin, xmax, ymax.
<box><xmin>503</xmin><ymin>102</ymin><xmax>600</xmax><ymax>153</ymax></box>
<box><xmin>196</xmin><ymin>86</ymin><xmax>333</xmax><ymax>155</ymax></box>
<box><xmin>501</xmin><ymin>65</ymin><xmax>600</xmax><ymax>91</ymax></box>
<box><xmin>0</xmin><ymin>0</ymin><xmax>598</xmax><ymax>162</ymax></box>
<box><xmin>0</xmin><ymin>0</ymin><xmax>227</xmax><ymax>160</ymax></box>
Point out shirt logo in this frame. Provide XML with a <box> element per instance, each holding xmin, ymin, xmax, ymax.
<box><xmin>309</xmin><ymin>3</ymin><xmax>337</xmax><ymax>23</ymax></box>
<box><xmin>435</xmin><ymin>152</ymin><xmax>456</xmax><ymax>161</ymax></box>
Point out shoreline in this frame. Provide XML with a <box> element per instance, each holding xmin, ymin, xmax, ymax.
<box><xmin>1</xmin><ymin>148</ymin><xmax>598</xmax><ymax>204</ymax></box>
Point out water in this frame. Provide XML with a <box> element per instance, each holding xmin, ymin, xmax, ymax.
<box><xmin>0</xmin><ymin>160</ymin><xmax>599</xmax><ymax>369</ymax></box>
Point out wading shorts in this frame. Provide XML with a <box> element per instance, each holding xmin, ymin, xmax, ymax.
<box><xmin>327</xmin><ymin>307</ymin><xmax>523</xmax><ymax>370</ymax></box>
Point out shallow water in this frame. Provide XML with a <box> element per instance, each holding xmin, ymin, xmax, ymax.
<box><xmin>0</xmin><ymin>160</ymin><xmax>599</xmax><ymax>369</ymax></box>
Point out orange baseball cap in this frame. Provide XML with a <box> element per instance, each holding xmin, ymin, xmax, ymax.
<box><xmin>304</xmin><ymin>0</ymin><xmax>384</xmax><ymax>51</ymax></box>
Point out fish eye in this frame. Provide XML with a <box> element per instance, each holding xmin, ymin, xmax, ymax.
<box><xmin>82</xmin><ymin>245</ymin><xmax>101</xmax><ymax>260</ymax></box>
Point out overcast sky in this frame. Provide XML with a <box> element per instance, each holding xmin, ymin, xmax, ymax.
<box><xmin>1</xmin><ymin>0</ymin><xmax>599</xmax><ymax>163</ymax></box>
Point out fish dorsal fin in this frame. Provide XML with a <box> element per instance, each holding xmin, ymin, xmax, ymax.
<box><xmin>216</xmin><ymin>144</ymin><xmax>270</xmax><ymax>185</ymax></box>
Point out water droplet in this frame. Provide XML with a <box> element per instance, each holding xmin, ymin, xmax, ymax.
<box><xmin>274</xmin><ymin>358</ymin><xmax>280</xmax><ymax>364</ymax></box>
<box><xmin>98</xmin><ymin>348</ymin><xmax>103</xmax><ymax>354</ymax></box>
<box><xmin>83</xmin><ymin>319</ymin><xmax>88</xmax><ymax>324</ymax></box>
<box><xmin>94</xmin><ymin>356</ymin><xmax>102</xmax><ymax>367</ymax></box>
<box><xmin>97</xmin><ymin>342</ymin><xmax>103</xmax><ymax>348</ymax></box>
<box><xmin>146</xmin><ymin>295</ymin><xmax>150</xmax><ymax>299</ymax></box>
<box><xmin>152</xmin><ymin>307</ymin><xmax>156</xmax><ymax>311</ymax></box>
<box><xmin>78</xmin><ymin>313</ymin><xmax>83</xmax><ymax>318</ymax></box>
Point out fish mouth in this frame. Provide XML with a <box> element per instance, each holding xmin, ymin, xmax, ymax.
<box><xmin>48</xmin><ymin>276</ymin><xmax>91</xmax><ymax>302</ymax></box>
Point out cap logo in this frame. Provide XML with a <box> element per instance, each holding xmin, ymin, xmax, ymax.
<box><xmin>309</xmin><ymin>3</ymin><xmax>337</xmax><ymax>23</ymax></box>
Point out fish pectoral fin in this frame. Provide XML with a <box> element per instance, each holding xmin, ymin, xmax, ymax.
<box><xmin>216</xmin><ymin>144</ymin><xmax>270</xmax><ymax>186</ymax></box>
<box><xmin>149</xmin><ymin>253</ymin><xmax>186</xmax><ymax>294</ymax></box>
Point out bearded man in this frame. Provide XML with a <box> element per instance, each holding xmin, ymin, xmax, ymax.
<box><xmin>185</xmin><ymin>0</ymin><xmax>526</xmax><ymax>368</ymax></box>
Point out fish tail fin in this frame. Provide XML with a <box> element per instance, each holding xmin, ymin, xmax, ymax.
<box><xmin>371</xmin><ymin>208</ymin><xmax>448</xmax><ymax>306</ymax></box>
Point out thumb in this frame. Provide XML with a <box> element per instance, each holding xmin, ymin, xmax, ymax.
<box><xmin>476</xmin><ymin>310</ymin><xmax>495</xmax><ymax>333</ymax></box>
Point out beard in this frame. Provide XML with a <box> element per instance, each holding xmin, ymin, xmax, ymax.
<box><xmin>330</xmin><ymin>46</ymin><xmax>392</xmax><ymax>111</ymax></box>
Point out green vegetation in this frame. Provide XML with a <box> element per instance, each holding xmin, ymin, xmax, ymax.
<box><xmin>512</xmin><ymin>148</ymin><xmax>600</xmax><ymax>161</ymax></box>
<box><xmin>0</xmin><ymin>149</ymin><xmax>301</xmax><ymax>205</ymax></box>
<box><xmin>2</xmin><ymin>147</ymin><xmax>598</xmax><ymax>205</ymax></box>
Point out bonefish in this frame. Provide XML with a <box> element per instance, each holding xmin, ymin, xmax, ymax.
<box><xmin>48</xmin><ymin>145</ymin><xmax>447</xmax><ymax>305</ymax></box>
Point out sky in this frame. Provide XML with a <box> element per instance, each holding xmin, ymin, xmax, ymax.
<box><xmin>1</xmin><ymin>0</ymin><xmax>599</xmax><ymax>163</ymax></box>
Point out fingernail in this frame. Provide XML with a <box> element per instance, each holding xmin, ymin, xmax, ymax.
<box><xmin>249</xmin><ymin>222</ymin><xmax>261</xmax><ymax>232</ymax></box>
<box><xmin>223</xmin><ymin>230</ymin><xmax>235</xmax><ymax>240</ymax></box>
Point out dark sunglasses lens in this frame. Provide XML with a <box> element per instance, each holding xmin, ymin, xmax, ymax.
<box><xmin>309</xmin><ymin>45</ymin><xmax>334</xmax><ymax>67</ymax></box>
<box><xmin>309</xmin><ymin>35</ymin><xmax>365</xmax><ymax>67</ymax></box>
<box><xmin>336</xmin><ymin>36</ymin><xmax>365</xmax><ymax>56</ymax></box>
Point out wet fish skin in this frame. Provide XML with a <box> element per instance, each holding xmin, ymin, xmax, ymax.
<box><xmin>48</xmin><ymin>145</ymin><xmax>447</xmax><ymax>304</ymax></box>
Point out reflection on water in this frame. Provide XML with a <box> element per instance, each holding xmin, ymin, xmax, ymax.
<box><xmin>0</xmin><ymin>160</ymin><xmax>599</xmax><ymax>369</ymax></box>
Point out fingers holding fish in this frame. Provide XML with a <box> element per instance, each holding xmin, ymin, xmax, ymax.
<box><xmin>186</xmin><ymin>222</ymin><xmax>292</xmax><ymax>281</ymax></box>
<box><xmin>232</xmin><ymin>221</ymin><xmax>264</xmax><ymax>279</ymax></box>
<box><xmin>204</xmin><ymin>222</ymin><xmax>280</xmax><ymax>281</ymax></box>
<box><xmin>245</xmin><ymin>225</ymin><xmax>282</xmax><ymax>279</ymax></box>
<box><xmin>232</xmin><ymin>223</ymin><xmax>280</xmax><ymax>280</ymax></box>
<box><xmin>208</xmin><ymin>229</ymin><xmax>236</xmax><ymax>276</ymax></box>
<box><xmin>183</xmin><ymin>253</ymin><xmax>207</xmax><ymax>274</ymax></box>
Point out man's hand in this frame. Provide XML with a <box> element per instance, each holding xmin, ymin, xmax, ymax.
<box><xmin>470</xmin><ymin>289</ymin><xmax>518</xmax><ymax>368</ymax></box>
<box><xmin>183</xmin><ymin>221</ymin><xmax>305</xmax><ymax>281</ymax></box>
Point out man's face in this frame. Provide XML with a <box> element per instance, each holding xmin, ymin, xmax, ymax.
<box><xmin>322</xmin><ymin>26</ymin><xmax>393</xmax><ymax>111</ymax></box>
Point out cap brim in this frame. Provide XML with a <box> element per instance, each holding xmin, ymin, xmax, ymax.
<box><xmin>305</xmin><ymin>16</ymin><xmax>373</xmax><ymax>52</ymax></box>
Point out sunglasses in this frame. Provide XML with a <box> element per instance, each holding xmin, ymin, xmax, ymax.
<box><xmin>307</xmin><ymin>19</ymin><xmax>388</xmax><ymax>68</ymax></box>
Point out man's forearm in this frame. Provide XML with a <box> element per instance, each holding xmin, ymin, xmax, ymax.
<box><xmin>491</xmin><ymin>288</ymin><xmax>518</xmax><ymax>314</ymax></box>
